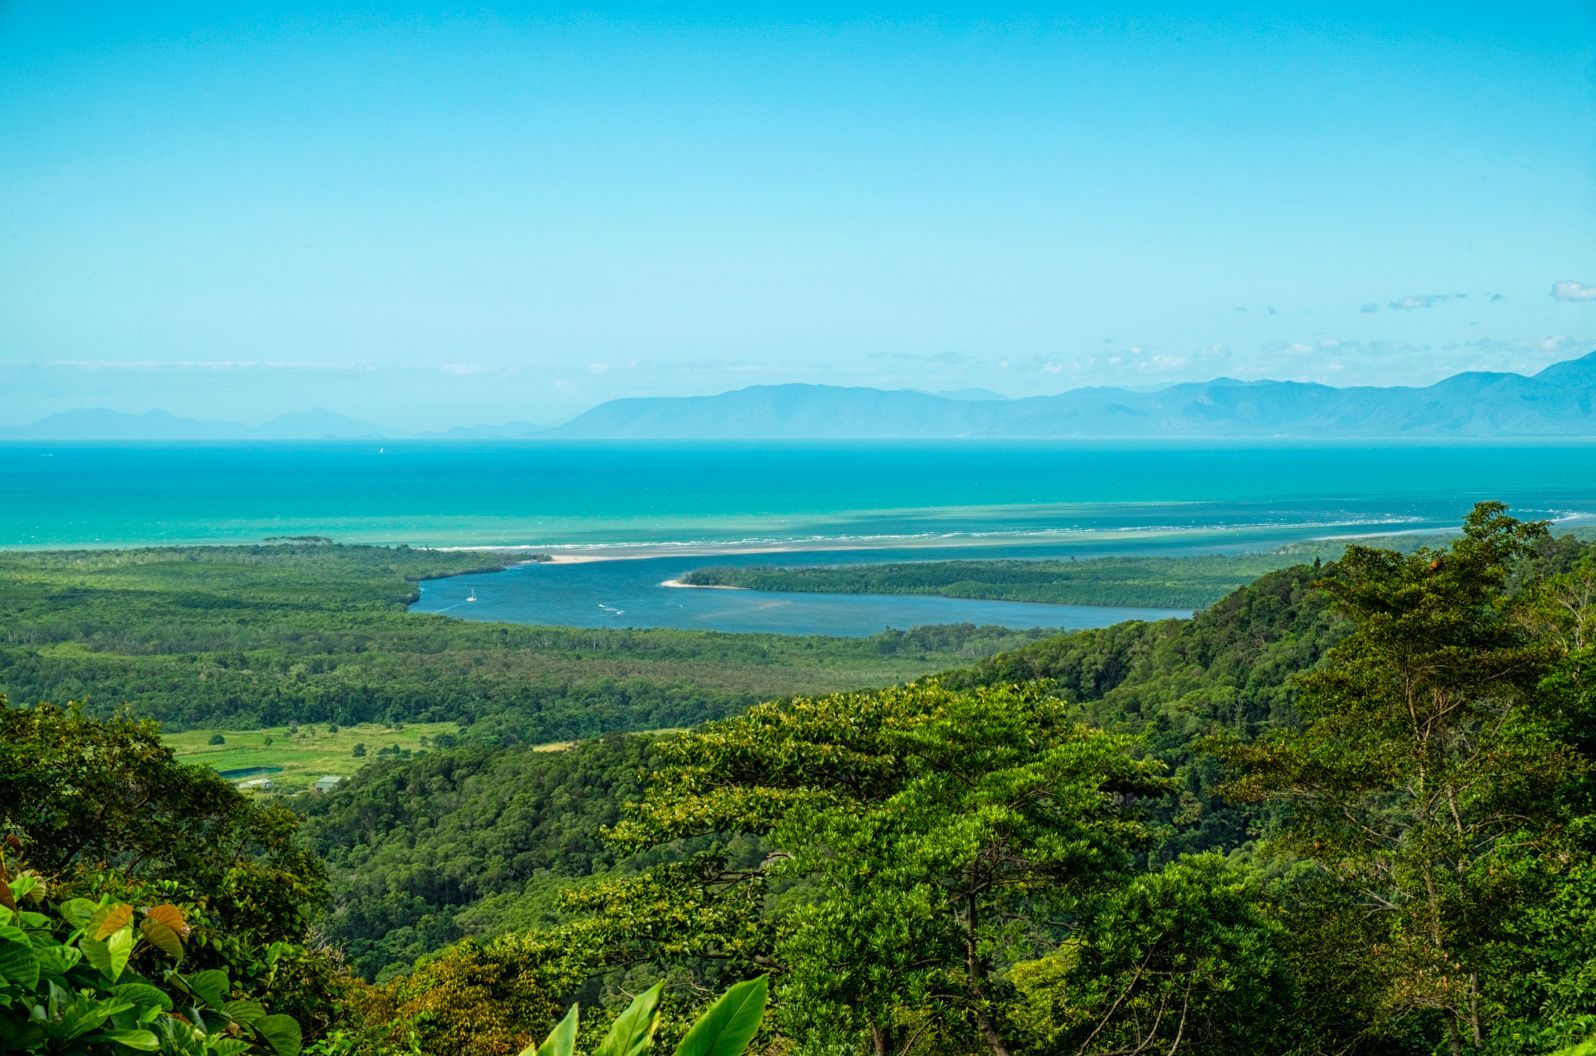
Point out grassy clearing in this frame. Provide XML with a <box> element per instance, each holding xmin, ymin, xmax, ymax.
<box><xmin>165</xmin><ymin>721</ymin><xmax>461</xmax><ymax>792</ymax></box>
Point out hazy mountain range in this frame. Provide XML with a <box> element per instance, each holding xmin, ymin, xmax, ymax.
<box><xmin>547</xmin><ymin>350</ymin><xmax>1596</xmax><ymax>439</ymax></box>
<box><xmin>6</xmin><ymin>351</ymin><xmax>1596</xmax><ymax>440</ymax></box>
<box><xmin>0</xmin><ymin>408</ymin><xmax>394</xmax><ymax>441</ymax></box>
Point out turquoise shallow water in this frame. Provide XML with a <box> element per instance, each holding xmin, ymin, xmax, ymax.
<box><xmin>5</xmin><ymin>439</ymin><xmax>1594</xmax><ymax>635</ymax></box>
<box><xmin>2</xmin><ymin>439</ymin><xmax>1593</xmax><ymax>550</ymax></box>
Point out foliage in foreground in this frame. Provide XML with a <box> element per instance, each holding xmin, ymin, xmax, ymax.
<box><xmin>0</xmin><ymin>860</ymin><xmax>300</xmax><ymax>1056</ymax></box>
<box><xmin>0</xmin><ymin>700</ymin><xmax>378</xmax><ymax>1051</ymax></box>
<box><xmin>519</xmin><ymin>976</ymin><xmax>767</xmax><ymax>1056</ymax></box>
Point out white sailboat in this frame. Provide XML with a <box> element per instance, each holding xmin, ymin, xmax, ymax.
<box><xmin>466</xmin><ymin>588</ymin><xmax>478</xmax><ymax>603</ymax></box>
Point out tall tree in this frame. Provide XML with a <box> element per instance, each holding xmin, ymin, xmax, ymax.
<box><xmin>1219</xmin><ymin>503</ymin><xmax>1585</xmax><ymax>1055</ymax></box>
<box><xmin>612</xmin><ymin>681</ymin><xmax>1172</xmax><ymax>1055</ymax></box>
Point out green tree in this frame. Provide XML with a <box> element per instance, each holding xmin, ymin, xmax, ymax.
<box><xmin>0</xmin><ymin>859</ymin><xmax>301</xmax><ymax>1056</ymax></box>
<box><xmin>0</xmin><ymin>699</ymin><xmax>355</xmax><ymax>1047</ymax></box>
<box><xmin>0</xmin><ymin>699</ymin><xmax>325</xmax><ymax>942</ymax></box>
<box><xmin>1218</xmin><ymin>503</ymin><xmax>1586</xmax><ymax>1055</ymax></box>
<box><xmin>1004</xmin><ymin>855</ymin><xmax>1293</xmax><ymax>1056</ymax></box>
<box><xmin>613</xmin><ymin>681</ymin><xmax>1172</xmax><ymax>1056</ymax></box>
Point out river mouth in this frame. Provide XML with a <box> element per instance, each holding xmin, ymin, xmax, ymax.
<box><xmin>409</xmin><ymin>544</ymin><xmax>1194</xmax><ymax>636</ymax></box>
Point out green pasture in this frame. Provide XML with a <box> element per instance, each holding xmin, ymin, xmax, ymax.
<box><xmin>165</xmin><ymin>720</ymin><xmax>461</xmax><ymax>792</ymax></box>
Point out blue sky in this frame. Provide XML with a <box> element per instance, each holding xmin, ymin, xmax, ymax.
<box><xmin>3</xmin><ymin>2</ymin><xmax>1595</xmax><ymax>429</ymax></box>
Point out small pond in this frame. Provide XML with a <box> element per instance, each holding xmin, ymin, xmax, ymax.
<box><xmin>217</xmin><ymin>766</ymin><xmax>285</xmax><ymax>781</ymax></box>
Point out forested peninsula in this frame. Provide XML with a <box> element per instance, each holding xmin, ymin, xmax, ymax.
<box><xmin>3</xmin><ymin>505</ymin><xmax>1596</xmax><ymax>1056</ymax></box>
<box><xmin>677</xmin><ymin>549</ymin><xmax>1353</xmax><ymax>609</ymax></box>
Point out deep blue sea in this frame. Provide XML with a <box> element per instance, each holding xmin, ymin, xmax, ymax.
<box><xmin>4</xmin><ymin>440</ymin><xmax>1593</xmax><ymax>634</ymax></box>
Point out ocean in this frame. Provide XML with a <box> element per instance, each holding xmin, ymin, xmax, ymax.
<box><xmin>3</xmin><ymin>439</ymin><xmax>1592</xmax><ymax>550</ymax></box>
<box><xmin>5</xmin><ymin>439</ymin><xmax>1592</xmax><ymax>634</ymax></box>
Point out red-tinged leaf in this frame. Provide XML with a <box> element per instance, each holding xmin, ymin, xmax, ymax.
<box><xmin>93</xmin><ymin>902</ymin><xmax>134</xmax><ymax>940</ymax></box>
<box><xmin>145</xmin><ymin>904</ymin><xmax>190</xmax><ymax>939</ymax></box>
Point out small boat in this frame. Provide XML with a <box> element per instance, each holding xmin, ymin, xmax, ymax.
<box><xmin>467</xmin><ymin>589</ymin><xmax>478</xmax><ymax>603</ymax></box>
<box><xmin>598</xmin><ymin>603</ymin><xmax>624</xmax><ymax>616</ymax></box>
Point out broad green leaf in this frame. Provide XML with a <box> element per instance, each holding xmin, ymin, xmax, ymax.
<box><xmin>139</xmin><ymin>918</ymin><xmax>184</xmax><ymax>959</ymax></box>
<box><xmin>184</xmin><ymin>968</ymin><xmax>230</xmax><ymax>1009</ymax></box>
<box><xmin>97</xmin><ymin>1027</ymin><xmax>160</xmax><ymax>1051</ymax></box>
<box><xmin>673</xmin><ymin>977</ymin><xmax>767</xmax><ymax>1056</ymax></box>
<box><xmin>80</xmin><ymin>932</ymin><xmax>132</xmax><ymax>981</ymax></box>
<box><xmin>225</xmin><ymin>998</ymin><xmax>266</xmax><ymax>1026</ymax></box>
<box><xmin>36</xmin><ymin>943</ymin><xmax>81</xmax><ymax>976</ymax></box>
<box><xmin>47</xmin><ymin>978</ymin><xmax>73</xmax><ymax>1020</ymax></box>
<box><xmin>594</xmin><ymin>982</ymin><xmax>664</xmax><ymax>1056</ymax></box>
<box><xmin>111</xmin><ymin>983</ymin><xmax>172</xmax><ymax>1015</ymax></box>
<box><xmin>57</xmin><ymin>996</ymin><xmax>130</xmax><ymax>1039</ymax></box>
<box><xmin>210</xmin><ymin>1041</ymin><xmax>255</xmax><ymax>1056</ymax></box>
<box><xmin>255</xmin><ymin>1013</ymin><xmax>302</xmax><ymax>1056</ymax></box>
<box><xmin>106</xmin><ymin>927</ymin><xmax>134</xmax><ymax>981</ymax></box>
<box><xmin>0</xmin><ymin>938</ymin><xmax>40</xmax><ymax>988</ymax></box>
<box><xmin>58</xmin><ymin>899</ymin><xmax>97</xmax><ymax>930</ymax></box>
<box><xmin>527</xmin><ymin>1003</ymin><xmax>578</xmax><ymax>1056</ymax></box>
<box><xmin>87</xmin><ymin>926</ymin><xmax>135</xmax><ymax>982</ymax></box>
<box><xmin>8</xmin><ymin>875</ymin><xmax>40</xmax><ymax>903</ymax></box>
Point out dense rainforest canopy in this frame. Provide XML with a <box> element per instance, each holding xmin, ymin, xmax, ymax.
<box><xmin>2</xmin><ymin>505</ymin><xmax>1594</xmax><ymax>1056</ymax></box>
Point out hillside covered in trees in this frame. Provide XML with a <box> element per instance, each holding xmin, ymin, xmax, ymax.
<box><xmin>3</xmin><ymin>504</ymin><xmax>1595</xmax><ymax>1056</ymax></box>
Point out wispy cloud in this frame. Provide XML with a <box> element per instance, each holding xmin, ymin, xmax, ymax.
<box><xmin>1388</xmin><ymin>294</ymin><xmax>1450</xmax><ymax>311</ymax></box>
<box><xmin>47</xmin><ymin>360</ymin><xmax>365</xmax><ymax>372</ymax></box>
<box><xmin>1552</xmin><ymin>281</ymin><xmax>1596</xmax><ymax>302</ymax></box>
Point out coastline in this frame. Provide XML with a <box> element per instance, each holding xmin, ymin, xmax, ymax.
<box><xmin>447</xmin><ymin>517</ymin><xmax>1439</xmax><ymax>569</ymax></box>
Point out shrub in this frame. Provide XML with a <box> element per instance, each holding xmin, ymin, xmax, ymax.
<box><xmin>0</xmin><ymin>863</ymin><xmax>301</xmax><ymax>1055</ymax></box>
